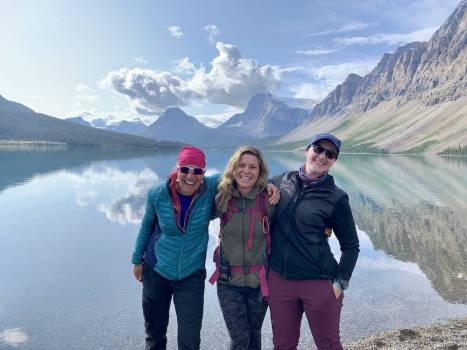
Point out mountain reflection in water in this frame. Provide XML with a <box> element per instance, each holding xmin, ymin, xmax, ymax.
<box><xmin>0</xmin><ymin>149</ymin><xmax>466</xmax><ymax>349</ymax></box>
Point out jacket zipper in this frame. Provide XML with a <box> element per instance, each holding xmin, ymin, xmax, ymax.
<box><xmin>176</xmin><ymin>184</ymin><xmax>205</xmax><ymax>278</ymax></box>
<box><xmin>241</xmin><ymin>197</ymin><xmax>247</xmax><ymax>285</ymax></box>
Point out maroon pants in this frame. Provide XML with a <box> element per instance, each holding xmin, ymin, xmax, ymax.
<box><xmin>267</xmin><ymin>269</ymin><xmax>343</xmax><ymax>350</ymax></box>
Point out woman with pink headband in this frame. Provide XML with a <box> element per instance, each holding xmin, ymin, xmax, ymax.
<box><xmin>131</xmin><ymin>146</ymin><xmax>279</xmax><ymax>350</ymax></box>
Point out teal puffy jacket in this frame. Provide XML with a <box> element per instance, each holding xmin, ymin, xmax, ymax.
<box><xmin>132</xmin><ymin>174</ymin><xmax>219</xmax><ymax>280</ymax></box>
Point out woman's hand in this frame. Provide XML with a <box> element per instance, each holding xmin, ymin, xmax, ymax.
<box><xmin>332</xmin><ymin>282</ymin><xmax>342</xmax><ymax>299</ymax></box>
<box><xmin>325</xmin><ymin>227</ymin><xmax>333</xmax><ymax>237</ymax></box>
<box><xmin>266</xmin><ymin>183</ymin><xmax>280</xmax><ymax>205</ymax></box>
<box><xmin>133</xmin><ymin>264</ymin><xmax>143</xmax><ymax>283</ymax></box>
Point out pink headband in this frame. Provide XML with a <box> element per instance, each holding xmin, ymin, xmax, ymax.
<box><xmin>177</xmin><ymin>146</ymin><xmax>206</xmax><ymax>168</ymax></box>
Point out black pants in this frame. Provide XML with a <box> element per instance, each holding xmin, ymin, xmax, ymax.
<box><xmin>217</xmin><ymin>283</ymin><xmax>268</xmax><ymax>350</ymax></box>
<box><xmin>142</xmin><ymin>264</ymin><xmax>206</xmax><ymax>350</ymax></box>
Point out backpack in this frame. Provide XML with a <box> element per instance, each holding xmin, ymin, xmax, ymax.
<box><xmin>208</xmin><ymin>190</ymin><xmax>271</xmax><ymax>297</ymax></box>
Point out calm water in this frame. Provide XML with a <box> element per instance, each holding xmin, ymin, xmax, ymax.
<box><xmin>0</xmin><ymin>149</ymin><xmax>466</xmax><ymax>349</ymax></box>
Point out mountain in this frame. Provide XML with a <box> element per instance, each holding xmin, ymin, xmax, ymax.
<box><xmin>0</xmin><ymin>95</ymin><xmax>176</xmax><ymax>148</ymax></box>
<box><xmin>218</xmin><ymin>93</ymin><xmax>309</xmax><ymax>139</ymax></box>
<box><xmin>107</xmin><ymin>119</ymin><xmax>148</xmax><ymax>136</ymax></box>
<box><xmin>65</xmin><ymin>116</ymin><xmax>93</xmax><ymax>127</ymax></box>
<box><xmin>279</xmin><ymin>0</ymin><xmax>467</xmax><ymax>154</ymax></box>
<box><xmin>0</xmin><ymin>95</ymin><xmax>35</xmax><ymax>114</ymax></box>
<box><xmin>143</xmin><ymin>107</ymin><xmax>253</xmax><ymax>147</ymax></box>
<box><xmin>90</xmin><ymin>118</ymin><xmax>108</xmax><ymax>128</ymax></box>
<box><xmin>143</xmin><ymin>107</ymin><xmax>213</xmax><ymax>142</ymax></box>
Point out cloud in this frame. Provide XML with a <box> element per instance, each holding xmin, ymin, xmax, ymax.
<box><xmin>74</xmin><ymin>84</ymin><xmax>99</xmax><ymax>102</ymax></box>
<box><xmin>290</xmin><ymin>83</ymin><xmax>328</xmax><ymax>100</ymax></box>
<box><xmin>188</xmin><ymin>42</ymin><xmax>281</xmax><ymax>107</ymax></box>
<box><xmin>134</xmin><ymin>56</ymin><xmax>148</xmax><ymax>64</ymax></box>
<box><xmin>308</xmin><ymin>22</ymin><xmax>379</xmax><ymax>37</ymax></box>
<box><xmin>0</xmin><ymin>327</ymin><xmax>28</xmax><ymax>347</ymax></box>
<box><xmin>334</xmin><ymin>26</ymin><xmax>438</xmax><ymax>46</ymax></box>
<box><xmin>100</xmin><ymin>42</ymin><xmax>282</xmax><ymax>113</ymax></box>
<box><xmin>291</xmin><ymin>61</ymin><xmax>375</xmax><ymax>100</ymax></box>
<box><xmin>99</xmin><ymin>68</ymin><xmax>197</xmax><ymax>114</ymax></box>
<box><xmin>204</xmin><ymin>24</ymin><xmax>220</xmax><ymax>43</ymax></box>
<box><xmin>167</xmin><ymin>25</ymin><xmax>183</xmax><ymax>38</ymax></box>
<box><xmin>174</xmin><ymin>57</ymin><xmax>196</xmax><ymax>73</ymax></box>
<box><xmin>295</xmin><ymin>48</ymin><xmax>336</xmax><ymax>56</ymax></box>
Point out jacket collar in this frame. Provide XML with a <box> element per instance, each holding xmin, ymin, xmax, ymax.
<box><xmin>232</xmin><ymin>184</ymin><xmax>264</xmax><ymax>200</ymax></box>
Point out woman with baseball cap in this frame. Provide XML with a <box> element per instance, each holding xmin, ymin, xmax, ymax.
<box><xmin>267</xmin><ymin>133</ymin><xmax>360</xmax><ymax>350</ymax></box>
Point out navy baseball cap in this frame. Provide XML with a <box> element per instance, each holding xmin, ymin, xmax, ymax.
<box><xmin>307</xmin><ymin>133</ymin><xmax>342</xmax><ymax>153</ymax></box>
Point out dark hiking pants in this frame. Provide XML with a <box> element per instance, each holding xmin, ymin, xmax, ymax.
<box><xmin>142</xmin><ymin>264</ymin><xmax>206</xmax><ymax>350</ymax></box>
<box><xmin>217</xmin><ymin>282</ymin><xmax>268</xmax><ymax>350</ymax></box>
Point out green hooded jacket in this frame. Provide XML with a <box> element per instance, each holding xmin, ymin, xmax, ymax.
<box><xmin>217</xmin><ymin>185</ymin><xmax>275</xmax><ymax>288</ymax></box>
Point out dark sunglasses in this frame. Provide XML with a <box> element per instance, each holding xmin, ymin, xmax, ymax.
<box><xmin>311</xmin><ymin>144</ymin><xmax>338</xmax><ymax>160</ymax></box>
<box><xmin>178</xmin><ymin>166</ymin><xmax>205</xmax><ymax>175</ymax></box>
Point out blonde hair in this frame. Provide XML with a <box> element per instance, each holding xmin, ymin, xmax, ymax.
<box><xmin>215</xmin><ymin>146</ymin><xmax>270</xmax><ymax>213</ymax></box>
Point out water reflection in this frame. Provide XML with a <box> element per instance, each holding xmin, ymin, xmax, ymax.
<box><xmin>332</xmin><ymin>155</ymin><xmax>467</xmax><ymax>304</ymax></box>
<box><xmin>1</xmin><ymin>149</ymin><xmax>467</xmax><ymax>349</ymax></box>
<box><xmin>2</xmin><ymin>150</ymin><xmax>465</xmax><ymax>305</ymax></box>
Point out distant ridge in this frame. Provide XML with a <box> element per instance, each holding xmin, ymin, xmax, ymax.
<box><xmin>65</xmin><ymin>116</ymin><xmax>93</xmax><ymax>127</ymax></box>
<box><xmin>0</xmin><ymin>95</ymin><xmax>177</xmax><ymax>148</ymax></box>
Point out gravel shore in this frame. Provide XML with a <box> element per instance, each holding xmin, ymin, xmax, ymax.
<box><xmin>345</xmin><ymin>318</ymin><xmax>467</xmax><ymax>349</ymax></box>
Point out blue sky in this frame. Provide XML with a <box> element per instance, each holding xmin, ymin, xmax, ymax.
<box><xmin>0</xmin><ymin>0</ymin><xmax>461</xmax><ymax>126</ymax></box>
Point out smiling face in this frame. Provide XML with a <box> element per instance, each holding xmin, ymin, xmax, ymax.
<box><xmin>234</xmin><ymin>153</ymin><xmax>260</xmax><ymax>195</ymax></box>
<box><xmin>305</xmin><ymin>139</ymin><xmax>337</xmax><ymax>178</ymax></box>
<box><xmin>176</xmin><ymin>163</ymin><xmax>204</xmax><ymax>195</ymax></box>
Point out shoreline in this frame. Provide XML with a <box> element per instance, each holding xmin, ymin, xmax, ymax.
<box><xmin>345</xmin><ymin>318</ymin><xmax>467</xmax><ymax>349</ymax></box>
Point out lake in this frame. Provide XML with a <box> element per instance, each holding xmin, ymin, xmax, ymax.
<box><xmin>0</xmin><ymin>149</ymin><xmax>466</xmax><ymax>349</ymax></box>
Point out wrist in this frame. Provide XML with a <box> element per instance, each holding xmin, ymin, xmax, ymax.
<box><xmin>333</xmin><ymin>280</ymin><xmax>343</xmax><ymax>292</ymax></box>
<box><xmin>334</xmin><ymin>278</ymin><xmax>349</xmax><ymax>290</ymax></box>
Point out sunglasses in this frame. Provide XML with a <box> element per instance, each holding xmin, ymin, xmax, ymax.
<box><xmin>311</xmin><ymin>144</ymin><xmax>338</xmax><ymax>160</ymax></box>
<box><xmin>178</xmin><ymin>166</ymin><xmax>205</xmax><ymax>175</ymax></box>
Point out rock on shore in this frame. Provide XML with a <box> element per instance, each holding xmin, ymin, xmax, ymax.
<box><xmin>345</xmin><ymin>318</ymin><xmax>467</xmax><ymax>349</ymax></box>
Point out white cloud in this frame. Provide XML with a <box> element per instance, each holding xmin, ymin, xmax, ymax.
<box><xmin>291</xmin><ymin>61</ymin><xmax>375</xmax><ymax>100</ymax></box>
<box><xmin>188</xmin><ymin>42</ymin><xmax>281</xmax><ymax>107</ymax></box>
<box><xmin>334</xmin><ymin>26</ymin><xmax>438</xmax><ymax>46</ymax></box>
<box><xmin>295</xmin><ymin>48</ymin><xmax>336</xmax><ymax>56</ymax></box>
<box><xmin>100</xmin><ymin>42</ymin><xmax>282</xmax><ymax>113</ymax></box>
<box><xmin>204</xmin><ymin>24</ymin><xmax>220</xmax><ymax>43</ymax></box>
<box><xmin>168</xmin><ymin>25</ymin><xmax>183</xmax><ymax>38</ymax></box>
<box><xmin>99</xmin><ymin>68</ymin><xmax>197</xmax><ymax>114</ymax></box>
<box><xmin>134</xmin><ymin>56</ymin><xmax>148</xmax><ymax>64</ymax></box>
<box><xmin>291</xmin><ymin>83</ymin><xmax>328</xmax><ymax>100</ymax></box>
<box><xmin>308</xmin><ymin>22</ymin><xmax>379</xmax><ymax>37</ymax></box>
<box><xmin>0</xmin><ymin>327</ymin><xmax>28</xmax><ymax>347</ymax></box>
<box><xmin>174</xmin><ymin>57</ymin><xmax>196</xmax><ymax>73</ymax></box>
<box><xmin>74</xmin><ymin>84</ymin><xmax>99</xmax><ymax>102</ymax></box>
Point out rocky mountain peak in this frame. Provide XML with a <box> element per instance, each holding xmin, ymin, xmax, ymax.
<box><xmin>218</xmin><ymin>93</ymin><xmax>308</xmax><ymax>138</ymax></box>
<box><xmin>310</xmin><ymin>0</ymin><xmax>466</xmax><ymax>118</ymax></box>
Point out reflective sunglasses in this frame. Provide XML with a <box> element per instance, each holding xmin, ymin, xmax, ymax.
<box><xmin>311</xmin><ymin>144</ymin><xmax>338</xmax><ymax>160</ymax></box>
<box><xmin>178</xmin><ymin>166</ymin><xmax>205</xmax><ymax>175</ymax></box>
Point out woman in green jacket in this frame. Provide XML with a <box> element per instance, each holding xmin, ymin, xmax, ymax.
<box><xmin>209</xmin><ymin>146</ymin><xmax>275</xmax><ymax>350</ymax></box>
